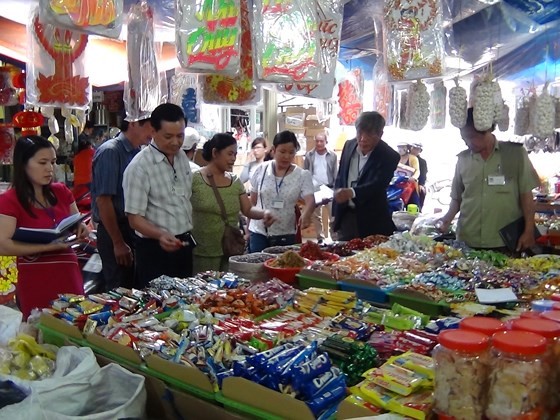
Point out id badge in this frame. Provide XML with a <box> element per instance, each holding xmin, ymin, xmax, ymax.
<box><xmin>272</xmin><ymin>199</ymin><xmax>285</xmax><ymax>209</ymax></box>
<box><xmin>488</xmin><ymin>175</ymin><xmax>506</xmax><ymax>186</ymax></box>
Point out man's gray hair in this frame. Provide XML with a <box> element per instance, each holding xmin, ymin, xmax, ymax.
<box><xmin>355</xmin><ymin>111</ymin><xmax>385</xmax><ymax>135</ymax></box>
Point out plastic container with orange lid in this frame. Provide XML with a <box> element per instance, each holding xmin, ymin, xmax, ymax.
<box><xmin>459</xmin><ymin>316</ymin><xmax>506</xmax><ymax>336</ymax></box>
<box><xmin>553</xmin><ymin>302</ymin><xmax>560</xmax><ymax>311</ymax></box>
<box><xmin>433</xmin><ymin>330</ymin><xmax>489</xmax><ymax>420</ymax></box>
<box><xmin>486</xmin><ymin>331</ymin><xmax>547</xmax><ymax>420</ymax></box>
<box><xmin>511</xmin><ymin>318</ymin><xmax>560</xmax><ymax>415</ymax></box>
<box><xmin>551</xmin><ymin>293</ymin><xmax>560</xmax><ymax>302</ymax></box>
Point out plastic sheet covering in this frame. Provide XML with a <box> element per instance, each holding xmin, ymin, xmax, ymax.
<box><xmin>175</xmin><ymin>0</ymin><xmax>242</xmax><ymax>75</ymax></box>
<box><xmin>124</xmin><ymin>1</ymin><xmax>167</xmax><ymax>122</ymax></box>
<box><xmin>26</xmin><ymin>8</ymin><xmax>91</xmax><ymax>110</ymax></box>
<box><xmin>202</xmin><ymin>0</ymin><xmax>259</xmax><ymax>105</ymax></box>
<box><xmin>39</xmin><ymin>0</ymin><xmax>124</xmax><ymax>38</ymax></box>
<box><xmin>253</xmin><ymin>0</ymin><xmax>321</xmax><ymax>83</ymax></box>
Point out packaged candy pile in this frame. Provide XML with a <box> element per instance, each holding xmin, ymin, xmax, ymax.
<box><xmin>35</xmin><ymin>232</ymin><xmax>560</xmax><ymax>419</ymax></box>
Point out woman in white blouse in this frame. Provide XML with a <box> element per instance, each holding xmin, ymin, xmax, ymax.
<box><xmin>248</xmin><ymin>131</ymin><xmax>315</xmax><ymax>252</ymax></box>
<box><xmin>240</xmin><ymin>137</ymin><xmax>267</xmax><ymax>184</ymax></box>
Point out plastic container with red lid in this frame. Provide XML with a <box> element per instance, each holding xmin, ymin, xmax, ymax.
<box><xmin>511</xmin><ymin>318</ymin><xmax>560</xmax><ymax>340</ymax></box>
<box><xmin>459</xmin><ymin>316</ymin><xmax>506</xmax><ymax>336</ymax></box>
<box><xmin>520</xmin><ymin>310</ymin><xmax>544</xmax><ymax>319</ymax></box>
<box><xmin>553</xmin><ymin>302</ymin><xmax>560</xmax><ymax>311</ymax></box>
<box><xmin>551</xmin><ymin>293</ymin><xmax>560</xmax><ymax>302</ymax></box>
<box><xmin>541</xmin><ymin>310</ymin><xmax>560</xmax><ymax>324</ymax></box>
<box><xmin>486</xmin><ymin>331</ymin><xmax>547</xmax><ymax>420</ymax></box>
<box><xmin>434</xmin><ymin>330</ymin><xmax>489</xmax><ymax>419</ymax></box>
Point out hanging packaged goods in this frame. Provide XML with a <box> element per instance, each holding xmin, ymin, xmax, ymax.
<box><xmin>253</xmin><ymin>0</ymin><xmax>322</xmax><ymax>83</ymax></box>
<box><xmin>471</xmin><ymin>75</ymin><xmax>502</xmax><ymax>132</ymax></box>
<box><xmin>39</xmin><ymin>0</ymin><xmax>124</xmax><ymax>38</ymax></box>
<box><xmin>125</xmin><ymin>2</ymin><xmax>167</xmax><ymax>122</ymax></box>
<box><xmin>337</xmin><ymin>68</ymin><xmax>363</xmax><ymax>126</ymax></box>
<box><xmin>430</xmin><ymin>81</ymin><xmax>446</xmax><ymax>129</ymax></box>
<box><xmin>26</xmin><ymin>10</ymin><xmax>90</xmax><ymax>109</ymax></box>
<box><xmin>277</xmin><ymin>0</ymin><xmax>344</xmax><ymax>99</ymax></box>
<box><xmin>533</xmin><ymin>82</ymin><xmax>555</xmax><ymax>139</ymax></box>
<box><xmin>202</xmin><ymin>0</ymin><xmax>259</xmax><ymax>105</ymax></box>
<box><xmin>405</xmin><ymin>80</ymin><xmax>430</xmax><ymax>131</ymax></box>
<box><xmin>448</xmin><ymin>78</ymin><xmax>467</xmax><ymax>128</ymax></box>
<box><xmin>384</xmin><ymin>0</ymin><xmax>445</xmax><ymax>81</ymax></box>
<box><xmin>176</xmin><ymin>0</ymin><xmax>242</xmax><ymax>75</ymax></box>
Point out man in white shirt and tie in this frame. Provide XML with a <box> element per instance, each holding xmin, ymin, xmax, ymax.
<box><xmin>304</xmin><ymin>132</ymin><xmax>337</xmax><ymax>241</ymax></box>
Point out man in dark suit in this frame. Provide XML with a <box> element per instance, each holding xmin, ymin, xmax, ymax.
<box><xmin>333</xmin><ymin>111</ymin><xmax>400</xmax><ymax>240</ymax></box>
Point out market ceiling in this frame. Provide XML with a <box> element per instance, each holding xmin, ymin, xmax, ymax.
<box><xmin>0</xmin><ymin>0</ymin><xmax>559</xmax><ymax>86</ymax></box>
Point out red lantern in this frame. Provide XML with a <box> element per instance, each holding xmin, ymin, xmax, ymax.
<box><xmin>13</xmin><ymin>111</ymin><xmax>44</xmax><ymax>136</ymax></box>
<box><xmin>12</xmin><ymin>72</ymin><xmax>25</xmax><ymax>89</ymax></box>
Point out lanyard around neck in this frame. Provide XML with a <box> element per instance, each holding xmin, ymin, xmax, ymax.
<box><xmin>272</xmin><ymin>162</ymin><xmax>290</xmax><ymax>195</ymax></box>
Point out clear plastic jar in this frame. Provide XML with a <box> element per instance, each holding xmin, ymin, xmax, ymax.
<box><xmin>433</xmin><ymin>329</ymin><xmax>489</xmax><ymax>420</ymax></box>
<box><xmin>511</xmin><ymin>318</ymin><xmax>560</xmax><ymax>417</ymax></box>
<box><xmin>486</xmin><ymin>331</ymin><xmax>547</xmax><ymax>420</ymax></box>
<box><xmin>459</xmin><ymin>316</ymin><xmax>506</xmax><ymax>337</ymax></box>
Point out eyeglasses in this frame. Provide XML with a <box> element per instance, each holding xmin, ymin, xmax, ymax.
<box><xmin>252</xmin><ymin>145</ymin><xmax>265</xmax><ymax>150</ymax></box>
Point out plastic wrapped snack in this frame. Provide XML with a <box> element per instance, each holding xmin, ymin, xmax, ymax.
<box><xmin>449</xmin><ymin>78</ymin><xmax>467</xmax><ymax>128</ymax></box>
<box><xmin>405</xmin><ymin>80</ymin><xmax>430</xmax><ymax>131</ymax></box>
<box><xmin>384</xmin><ymin>0</ymin><xmax>445</xmax><ymax>81</ymax></box>
<box><xmin>486</xmin><ymin>331</ymin><xmax>547</xmax><ymax>420</ymax></box>
<box><xmin>253</xmin><ymin>0</ymin><xmax>321</xmax><ymax>83</ymax></box>
<box><xmin>532</xmin><ymin>83</ymin><xmax>555</xmax><ymax>139</ymax></box>
<box><xmin>26</xmin><ymin>9</ymin><xmax>90</xmax><ymax>110</ymax></box>
<box><xmin>124</xmin><ymin>2</ymin><xmax>167</xmax><ymax>122</ymax></box>
<box><xmin>433</xmin><ymin>330</ymin><xmax>489</xmax><ymax>420</ymax></box>
<box><xmin>430</xmin><ymin>81</ymin><xmax>447</xmax><ymax>129</ymax></box>
<box><xmin>202</xmin><ymin>0</ymin><xmax>258</xmax><ymax>105</ymax></box>
<box><xmin>277</xmin><ymin>0</ymin><xmax>344</xmax><ymax>99</ymax></box>
<box><xmin>176</xmin><ymin>0</ymin><xmax>242</xmax><ymax>74</ymax></box>
<box><xmin>40</xmin><ymin>0</ymin><xmax>124</xmax><ymax>38</ymax></box>
<box><xmin>514</xmin><ymin>95</ymin><xmax>530</xmax><ymax>136</ymax></box>
<box><xmin>337</xmin><ymin>68</ymin><xmax>363</xmax><ymax>126</ymax></box>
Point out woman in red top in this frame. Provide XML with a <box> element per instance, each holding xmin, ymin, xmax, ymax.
<box><xmin>0</xmin><ymin>136</ymin><xmax>88</xmax><ymax>319</ymax></box>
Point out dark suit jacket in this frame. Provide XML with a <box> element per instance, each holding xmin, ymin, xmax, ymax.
<box><xmin>332</xmin><ymin>138</ymin><xmax>400</xmax><ymax>237</ymax></box>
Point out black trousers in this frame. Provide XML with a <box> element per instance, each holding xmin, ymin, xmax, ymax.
<box><xmin>135</xmin><ymin>235</ymin><xmax>193</xmax><ymax>289</ymax></box>
<box><xmin>337</xmin><ymin>208</ymin><xmax>360</xmax><ymax>241</ymax></box>
<box><xmin>97</xmin><ymin>222</ymin><xmax>136</xmax><ymax>291</ymax></box>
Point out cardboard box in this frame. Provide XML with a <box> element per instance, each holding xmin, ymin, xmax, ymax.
<box><xmin>337</xmin><ymin>399</ymin><xmax>381</xmax><ymax>419</ymax></box>
<box><xmin>305</xmin><ymin>115</ymin><xmax>330</xmax><ymax>129</ymax></box>
<box><xmin>146</xmin><ymin>354</ymin><xmax>214</xmax><ymax>395</ymax></box>
<box><xmin>305</xmin><ymin>127</ymin><xmax>327</xmax><ymax>138</ymax></box>
<box><xmin>221</xmin><ymin>377</ymin><xmax>315</xmax><ymax>420</ymax></box>
<box><xmin>86</xmin><ymin>333</ymin><xmax>143</xmax><ymax>366</ymax></box>
<box><xmin>39</xmin><ymin>313</ymin><xmax>83</xmax><ymax>341</ymax></box>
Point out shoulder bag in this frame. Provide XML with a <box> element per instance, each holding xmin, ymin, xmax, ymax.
<box><xmin>207</xmin><ymin>173</ymin><xmax>246</xmax><ymax>257</ymax></box>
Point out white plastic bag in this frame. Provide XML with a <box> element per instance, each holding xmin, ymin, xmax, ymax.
<box><xmin>0</xmin><ymin>306</ymin><xmax>22</xmax><ymax>346</ymax></box>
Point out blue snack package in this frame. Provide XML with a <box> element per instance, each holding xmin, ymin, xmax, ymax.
<box><xmin>292</xmin><ymin>353</ymin><xmax>332</xmax><ymax>392</ymax></box>
<box><xmin>88</xmin><ymin>311</ymin><xmax>112</xmax><ymax>325</ymax></box>
<box><xmin>306</xmin><ymin>384</ymin><xmax>347</xmax><ymax>416</ymax></box>
<box><xmin>246</xmin><ymin>343</ymin><xmax>293</xmax><ymax>368</ymax></box>
<box><xmin>215</xmin><ymin>369</ymin><xmax>234</xmax><ymax>388</ymax></box>
<box><xmin>300</xmin><ymin>367</ymin><xmax>344</xmax><ymax>400</ymax></box>
<box><xmin>264</xmin><ymin>345</ymin><xmax>303</xmax><ymax>373</ymax></box>
<box><xmin>277</xmin><ymin>342</ymin><xmax>317</xmax><ymax>384</ymax></box>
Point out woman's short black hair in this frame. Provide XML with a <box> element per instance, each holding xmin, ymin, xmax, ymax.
<box><xmin>12</xmin><ymin>136</ymin><xmax>57</xmax><ymax>216</ymax></box>
<box><xmin>272</xmin><ymin>130</ymin><xmax>300</xmax><ymax>151</ymax></box>
<box><xmin>202</xmin><ymin>133</ymin><xmax>237</xmax><ymax>161</ymax></box>
<box><xmin>150</xmin><ymin>103</ymin><xmax>186</xmax><ymax>131</ymax></box>
<box><xmin>251</xmin><ymin>137</ymin><xmax>267</xmax><ymax>149</ymax></box>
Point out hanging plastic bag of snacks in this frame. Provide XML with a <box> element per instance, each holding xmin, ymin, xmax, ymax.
<box><xmin>449</xmin><ymin>77</ymin><xmax>467</xmax><ymax>128</ymax></box>
<box><xmin>176</xmin><ymin>0</ymin><xmax>242</xmax><ymax>75</ymax></box>
<box><xmin>26</xmin><ymin>9</ymin><xmax>90</xmax><ymax>110</ymax></box>
<box><xmin>253</xmin><ymin>0</ymin><xmax>321</xmax><ymax>83</ymax></box>
<box><xmin>170</xmin><ymin>71</ymin><xmax>200</xmax><ymax>124</ymax></box>
<box><xmin>384</xmin><ymin>0</ymin><xmax>445</xmax><ymax>81</ymax></box>
<box><xmin>124</xmin><ymin>2</ymin><xmax>167</xmax><ymax>122</ymax></box>
<box><xmin>202</xmin><ymin>0</ymin><xmax>259</xmax><ymax>105</ymax></box>
<box><xmin>39</xmin><ymin>0</ymin><xmax>124</xmax><ymax>39</ymax></box>
<box><xmin>514</xmin><ymin>94</ymin><xmax>530</xmax><ymax>136</ymax></box>
<box><xmin>373</xmin><ymin>58</ymin><xmax>392</xmax><ymax>122</ymax></box>
<box><xmin>406</xmin><ymin>80</ymin><xmax>430</xmax><ymax>131</ymax></box>
<box><xmin>430</xmin><ymin>81</ymin><xmax>446</xmax><ymax>129</ymax></box>
<box><xmin>337</xmin><ymin>68</ymin><xmax>363</xmax><ymax>126</ymax></box>
<box><xmin>277</xmin><ymin>0</ymin><xmax>343</xmax><ymax>98</ymax></box>
<box><xmin>531</xmin><ymin>83</ymin><xmax>555</xmax><ymax>139</ymax></box>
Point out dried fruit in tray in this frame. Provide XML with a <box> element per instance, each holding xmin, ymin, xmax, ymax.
<box><xmin>269</xmin><ymin>250</ymin><xmax>307</xmax><ymax>268</ymax></box>
<box><xmin>300</xmin><ymin>241</ymin><xmax>329</xmax><ymax>260</ymax></box>
<box><xmin>199</xmin><ymin>289</ymin><xmax>279</xmax><ymax>317</ymax></box>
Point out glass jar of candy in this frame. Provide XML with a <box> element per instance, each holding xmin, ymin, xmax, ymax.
<box><xmin>433</xmin><ymin>329</ymin><xmax>489</xmax><ymax>420</ymax></box>
<box><xmin>486</xmin><ymin>331</ymin><xmax>547</xmax><ymax>420</ymax></box>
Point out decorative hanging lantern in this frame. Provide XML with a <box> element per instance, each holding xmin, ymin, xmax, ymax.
<box><xmin>13</xmin><ymin>110</ymin><xmax>45</xmax><ymax>137</ymax></box>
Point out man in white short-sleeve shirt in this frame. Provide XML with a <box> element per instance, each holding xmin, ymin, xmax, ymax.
<box><xmin>123</xmin><ymin>103</ymin><xmax>194</xmax><ymax>287</ymax></box>
<box><xmin>304</xmin><ymin>132</ymin><xmax>337</xmax><ymax>241</ymax></box>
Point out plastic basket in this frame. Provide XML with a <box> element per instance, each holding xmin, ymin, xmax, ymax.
<box><xmin>338</xmin><ymin>281</ymin><xmax>390</xmax><ymax>303</ymax></box>
<box><xmin>297</xmin><ymin>274</ymin><xmax>339</xmax><ymax>290</ymax></box>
